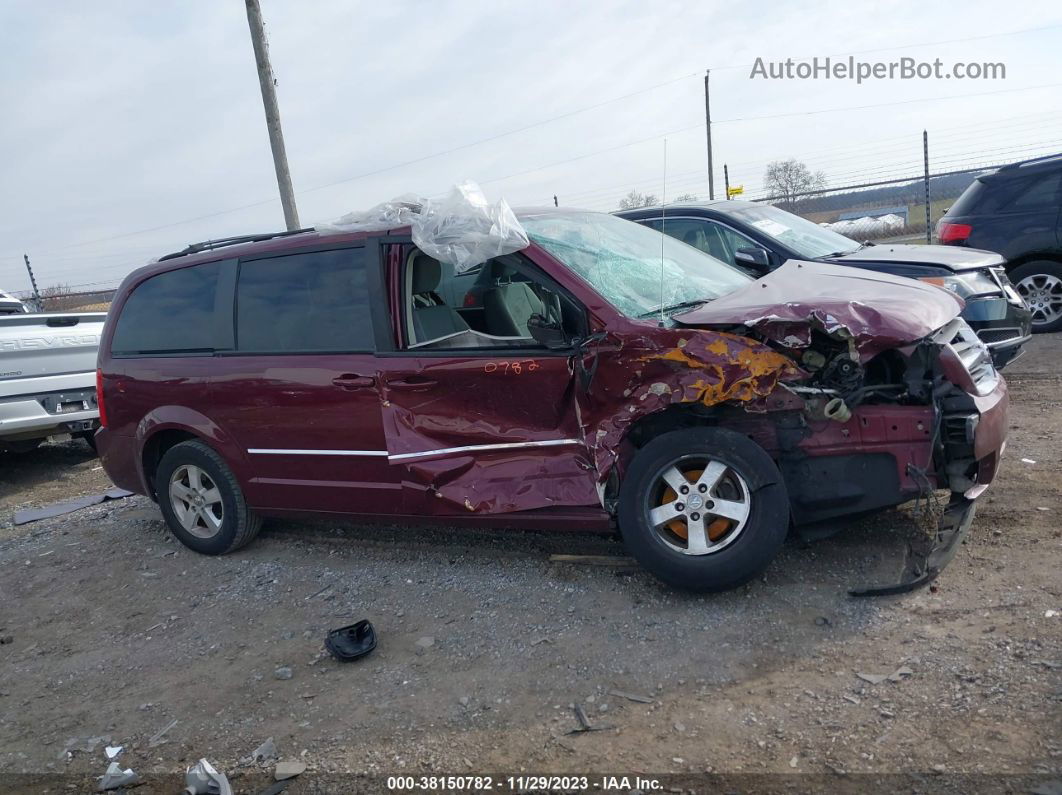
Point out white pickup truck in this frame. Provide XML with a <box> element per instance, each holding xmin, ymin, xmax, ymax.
<box><xmin>0</xmin><ymin>312</ymin><xmax>106</xmax><ymax>452</ymax></box>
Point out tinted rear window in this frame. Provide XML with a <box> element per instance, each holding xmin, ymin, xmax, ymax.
<box><xmin>111</xmin><ymin>262</ymin><xmax>220</xmax><ymax>355</ymax></box>
<box><xmin>236</xmin><ymin>248</ymin><xmax>373</xmax><ymax>352</ymax></box>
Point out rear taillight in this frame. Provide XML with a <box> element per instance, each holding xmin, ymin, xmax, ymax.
<box><xmin>96</xmin><ymin>368</ymin><xmax>108</xmax><ymax>428</ymax></box>
<box><xmin>937</xmin><ymin>221</ymin><xmax>972</xmax><ymax>245</ymax></box>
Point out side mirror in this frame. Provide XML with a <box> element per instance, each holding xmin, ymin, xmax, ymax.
<box><xmin>527</xmin><ymin>313</ymin><xmax>570</xmax><ymax>350</ymax></box>
<box><xmin>734</xmin><ymin>246</ymin><xmax>770</xmax><ymax>269</ymax></box>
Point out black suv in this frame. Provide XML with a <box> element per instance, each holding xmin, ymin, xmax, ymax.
<box><xmin>617</xmin><ymin>201</ymin><xmax>1032</xmax><ymax>368</ymax></box>
<box><xmin>937</xmin><ymin>153</ymin><xmax>1062</xmax><ymax>332</ymax></box>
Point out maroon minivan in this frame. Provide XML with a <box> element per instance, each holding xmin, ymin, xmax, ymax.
<box><xmin>96</xmin><ymin>210</ymin><xmax>1008</xmax><ymax>593</ymax></box>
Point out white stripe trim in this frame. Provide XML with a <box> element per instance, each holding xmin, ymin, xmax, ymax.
<box><xmin>248</xmin><ymin>448</ymin><xmax>388</xmax><ymax>457</ymax></box>
<box><xmin>246</xmin><ymin>439</ymin><xmax>583</xmax><ymax>461</ymax></box>
<box><xmin>388</xmin><ymin>439</ymin><xmax>582</xmax><ymax>462</ymax></box>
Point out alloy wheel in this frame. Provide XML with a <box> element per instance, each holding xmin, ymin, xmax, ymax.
<box><xmin>1016</xmin><ymin>273</ymin><xmax>1062</xmax><ymax>327</ymax></box>
<box><xmin>645</xmin><ymin>456</ymin><xmax>751</xmax><ymax>555</ymax></box>
<box><xmin>169</xmin><ymin>464</ymin><xmax>224</xmax><ymax>539</ymax></box>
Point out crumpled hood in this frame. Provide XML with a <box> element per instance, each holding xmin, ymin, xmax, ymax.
<box><xmin>828</xmin><ymin>243</ymin><xmax>1005</xmax><ymax>272</ymax></box>
<box><xmin>674</xmin><ymin>259</ymin><xmax>964</xmax><ymax>359</ymax></box>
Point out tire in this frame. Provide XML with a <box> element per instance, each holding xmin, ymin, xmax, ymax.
<box><xmin>617</xmin><ymin>427</ymin><xmax>789</xmax><ymax>592</ymax></box>
<box><xmin>1011</xmin><ymin>260</ymin><xmax>1062</xmax><ymax>333</ymax></box>
<box><xmin>156</xmin><ymin>440</ymin><xmax>262</xmax><ymax>555</ymax></box>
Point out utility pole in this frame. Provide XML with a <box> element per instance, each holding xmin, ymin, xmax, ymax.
<box><xmin>724</xmin><ymin>165</ymin><xmax>730</xmax><ymax>200</ymax></box>
<box><xmin>553</xmin><ymin>195</ymin><xmax>558</xmax><ymax>207</ymax></box>
<box><xmin>23</xmin><ymin>254</ymin><xmax>41</xmax><ymax>311</ymax></box>
<box><xmin>704</xmin><ymin>70</ymin><xmax>715</xmax><ymax>201</ymax></box>
<box><xmin>244</xmin><ymin>0</ymin><xmax>300</xmax><ymax>231</ymax></box>
<box><xmin>923</xmin><ymin>130</ymin><xmax>931</xmax><ymax>243</ymax></box>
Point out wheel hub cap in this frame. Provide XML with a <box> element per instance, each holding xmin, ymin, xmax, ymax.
<box><xmin>1016</xmin><ymin>272</ymin><xmax>1062</xmax><ymax>326</ymax></box>
<box><xmin>169</xmin><ymin>464</ymin><xmax>224</xmax><ymax>539</ymax></box>
<box><xmin>649</xmin><ymin>459</ymin><xmax>751</xmax><ymax>556</ymax></box>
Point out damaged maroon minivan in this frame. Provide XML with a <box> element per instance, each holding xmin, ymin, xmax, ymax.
<box><xmin>96</xmin><ymin>207</ymin><xmax>1008</xmax><ymax>594</ymax></box>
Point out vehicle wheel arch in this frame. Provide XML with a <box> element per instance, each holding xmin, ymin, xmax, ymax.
<box><xmin>136</xmin><ymin>407</ymin><xmax>247</xmax><ymax>499</ymax></box>
<box><xmin>601</xmin><ymin>404</ymin><xmax>726</xmax><ymax>513</ymax></box>
<box><xmin>1004</xmin><ymin>251</ymin><xmax>1062</xmax><ymax>272</ymax></box>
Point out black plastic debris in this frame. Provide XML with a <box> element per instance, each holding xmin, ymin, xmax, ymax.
<box><xmin>850</xmin><ymin>496</ymin><xmax>977</xmax><ymax>597</ymax></box>
<box><xmin>325</xmin><ymin>620</ymin><xmax>377</xmax><ymax>662</ymax></box>
<box><xmin>13</xmin><ymin>488</ymin><xmax>133</xmax><ymax>525</ymax></box>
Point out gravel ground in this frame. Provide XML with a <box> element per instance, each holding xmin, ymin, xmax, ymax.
<box><xmin>0</xmin><ymin>336</ymin><xmax>1059</xmax><ymax>794</ymax></box>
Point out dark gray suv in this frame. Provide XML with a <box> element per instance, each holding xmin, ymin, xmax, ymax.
<box><xmin>936</xmin><ymin>153</ymin><xmax>1062</xmax><ymax>332</ymax></box>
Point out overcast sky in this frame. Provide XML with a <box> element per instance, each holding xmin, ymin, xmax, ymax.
<box><xmin>1</xmin><ymin>0</ymin><xmax>1060</xmax><ymax>293</ymax></box>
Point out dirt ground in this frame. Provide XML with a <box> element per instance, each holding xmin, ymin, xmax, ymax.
<box><xmin>1</xmin><ymin>337</ymin><xmax>1059</xmax><ymax>794</ymax></box>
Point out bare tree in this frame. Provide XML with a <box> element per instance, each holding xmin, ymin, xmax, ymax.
<box><xmin>672</xmin><ymin>193</ymin><xmax>698</xmax><ymax>202</ymax></box>
<box><xmin>618</xmin><ymin>190</ymin><xmax>660</xmax><ymax>209</ymax></box>
<box><xmin>763</xmin><ymin>159</ymin><xmax>826</xmax><ymax>208</ymax></box>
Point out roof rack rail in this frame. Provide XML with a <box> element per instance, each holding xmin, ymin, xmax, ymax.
<box><xmin>998</xmin><ymin>152</ymin><xmax>1062</xmax><ymax>171</ymax></box>
<box><xmin>158</xmin><ymin>227</ymin><xmax>315</xmax><ymax>261</ymax></box>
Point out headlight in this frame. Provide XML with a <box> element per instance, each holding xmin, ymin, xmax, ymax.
<box><xmin>918</xmin><ymin>271</ymin><xmax>1002</xmax><ymax>299</ymax></box>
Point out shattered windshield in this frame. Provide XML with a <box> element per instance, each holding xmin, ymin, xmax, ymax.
<box><xmin>726</xmin><ymin>204</ymin><xmax>861</xmax><ymax>259</ymax></box>
<box><xmin>520</xmin><ymin>211</ymin><xmax>751</xmax><ymax>319</ymax></box>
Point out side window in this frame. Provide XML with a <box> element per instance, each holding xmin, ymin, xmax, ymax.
<box><xmin>640</xmin><ymin>218</ymin><xmax>737</xmax><ymax>265</ymax></box>
<box><xmin>709</xmin><ymin>222</ymin><xmax>761</xmax><ymax>267</ymax></box>
<box><xmin>402</xmin><ymin>248</ymin><xmax>582</xmax><ymax>351</ymax></box>
<box><xmin>111</xmin><ymin>261</ymin><xmax>221</xmax><ymax>355</ymax></box>
<box><xmin>236</xmin><ymin>248</ymin><xmax>373</xmax><ymax>353</ymax></box>
<box><xmin>1004</xmin><ymin>171</ymin><xmax>1062</xmax><ymax>212</ymax></box>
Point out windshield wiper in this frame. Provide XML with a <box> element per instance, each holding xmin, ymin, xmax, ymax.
<box><xmin>637</xmin><ymin>299</ymin><xmax>709</xmax><ymax>319</ymax></box>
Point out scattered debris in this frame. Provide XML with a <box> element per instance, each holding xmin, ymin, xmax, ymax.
<box><xmin>856</xmin><ymin>666</ymin><xmax>913</xmax><ymax>685</ymax></box>
<box><xmin>1021</xmin><ymin>458</ymin><xmax>1037</xmax><ymax>464</ymax></box>
<box><xmin>98</xmin><ymin>761</ymin><xmax>139</xmax><ymax>791</ymax></box>
<box><xmin>58</xmin><ymin>735</ymin><xmax>111</xmax><ymax>760</ymax></box>
<box><xmin>789</xmin><ymin>755</ymin><xmax>799</xmax><ymax>768</ymax></box>
<box><xmin>814</xmin><ymin>616</ymin><xmax>831</xmax><ymax>626</ymax></box>
<box><xmin>1046</xmin><ymin>610</ymin><xmax>1058</xmax><ymax>619</ymax></box>
<box><xmin>529</xmin><ymin>636</ymin><xmax>551</xmax><ymax>646</ymax></box>
<box><xmin>566</xmin><ymin>703</ymin><xmax>614</xmax><ymax>734</ymax></box>
<box><xmin>325</xmin><ymin>620</ymin><xmax>377</xmax><ymax>662</ymax></box>
<box><xmin>185</xmin><ymin>758</ymin><xmax>233</xmax><ymax>795</ymax></box>
<box><xmin>13</xmin><ymin>488</ymin><xmax>133</xmax><ymax>525</ymax></box>
<box><xmin>415</xmin><ymin>636</ymin><xmax>435</xmax><ymax>649</ymax></box>
<box><xmin>274</xmin><ymin>760</ymin><xmax>306</xmax><ymax>781</ymax></box>
<box><xmin>842</xmin><ymin>695</ymin><xmax>860</xmax><ymax>705</ymax></box>
<box><xmin>147</xmin><ymin>718</ymin><xmax>178</xmax><ymax>748</ymax></box>
<box><xmin>274</xmin><ymin>666</ymin><xmax>294</xmax><ymax>680</ymax></box>
<box><xmin>243</xmin><ymin>737</ymin><xmax>277</xmax><ymax>765</ymax></box>
<box><xmin>608</xmin><ymin>689</ymin><xmax>654</xmax><ymax>704</ymax></box>
<box><xmin>104</xmin><ymin>745</ymin><xmax>123</xmax><ymax>760</ymax></box>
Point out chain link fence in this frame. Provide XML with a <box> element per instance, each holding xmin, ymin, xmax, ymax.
<box><xmin>747</xmin><ymin>167</ymin><xmax>987</xmax><ymax>244</ymax></box>
<box><xmin>13</xmin><ymin>287</ymin><xmax>115</xmax><ymax>313</ymax></box>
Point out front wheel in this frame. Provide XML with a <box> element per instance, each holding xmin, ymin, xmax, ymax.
<box><xmin>617</xmin><ymin>427</ymin><xmax>789</xmax><ymax>592</ymax></box>
<box><xmin>1011</xmin><ymin>260</ymin><xmax>1062</xmax><ymax>333</ymax></box>
<box><xmin>156</xmin><ymin>440</ymin><xmax>262</xmax><ymax>555</ymax></box>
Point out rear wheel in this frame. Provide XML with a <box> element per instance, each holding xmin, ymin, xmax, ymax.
<box><xmin>618</xmin><ymin>427</ymin><xmax>789</xmax><ymax>592</ymax></box>
<box><xmin>1012</xmin><ymin>260</ymin><xmax>1062</xmax><ymax>333</ymax></box>
<box><xmin>156</xmin><ymin>440</ymin><xmax>262</xmax><ymax>555</ymax></box>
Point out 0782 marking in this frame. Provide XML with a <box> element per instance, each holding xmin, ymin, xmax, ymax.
<box><xmin>483</xmin><ymin>360</ymin><xmax>540</xmax><ymax>375</ymax></box>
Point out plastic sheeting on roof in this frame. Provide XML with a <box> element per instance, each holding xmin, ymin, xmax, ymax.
<box><xmin>316</xmin><ymin>181</ymin><xmax>529</xmax><ymax>273</ymax></box>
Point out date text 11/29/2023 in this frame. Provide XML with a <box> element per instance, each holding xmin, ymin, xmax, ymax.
<box><xmin>386</xmin><ymin>774</ymin><xmax>663</xmax><ymax>791</ymax></box>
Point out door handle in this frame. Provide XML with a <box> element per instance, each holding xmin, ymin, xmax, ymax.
<box><xmin>387</xmin><ymin>376</ymin><xmax>438</xmax><ymax>390</ymax></box>
<box><xmin>331</xmin><ymin>374</ymin><xmax>375</xmax><ymax>390</ymax></box>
